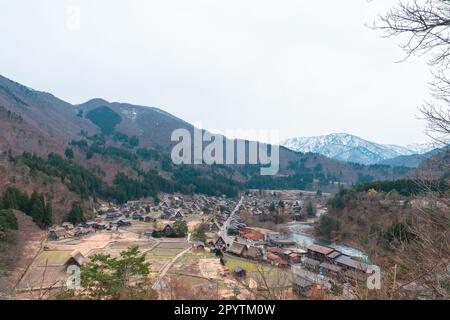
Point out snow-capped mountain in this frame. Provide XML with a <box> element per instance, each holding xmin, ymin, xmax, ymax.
<box><xmin>281</xmin><ymin>133</ymin><xmax>436</xmax><ymax>165</ymax></box>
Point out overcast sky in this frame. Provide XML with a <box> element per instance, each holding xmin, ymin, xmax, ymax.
<box><xmin>0</xmin><ymin>0</ymin><xmax>434</xmax><ymax>146</ymax></box>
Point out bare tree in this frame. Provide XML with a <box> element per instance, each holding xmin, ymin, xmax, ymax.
<box><xmin>377</xmin><ymin>0</ymin><xmax>450</xmax><ymax>66</ymax></box>
<box><xmin>376</xmin><ymin>0</ymin><xmax>450</xmax><ymax>144</ymax></box>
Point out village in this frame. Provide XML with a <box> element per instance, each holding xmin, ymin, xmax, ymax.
<box><xmin>15</xmin><ymin>190</ymin><xmax>374</xmax><ymax>300</ymax></box>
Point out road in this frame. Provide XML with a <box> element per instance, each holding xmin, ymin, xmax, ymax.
<box><xmin>218</xmin><ymin>196</ymin><xmax>244</xmax><ymax>247</ymax></box>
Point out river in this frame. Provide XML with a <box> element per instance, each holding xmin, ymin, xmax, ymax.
<box><xmin>283</xmin><ymin>223</ymin><xmax>370</xmax><ymax>263</ymax></box>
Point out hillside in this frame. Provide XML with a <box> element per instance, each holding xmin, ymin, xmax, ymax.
<box><xmin>319</xmin><ymin>181</ymin><xmax>450</xmax><ymax>299</ymax></box>
<box><xmin>379</xmin><ymin>148</ymin><xmax>441</xmax><ymax>168</ymax></box>
<box><xmin>0</xmin><ymin>211</ymin><xmax>46</xmax><ymax>298</ymax></box>
<box><xmin>0</xmin><ymin>74</ymin><xmax>417</xmax><ymax>223</ymax></box>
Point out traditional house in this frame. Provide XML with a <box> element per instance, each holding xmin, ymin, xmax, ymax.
<box><xmin>239</xmin><ymin>228</ymin><xmax>264</xmax><ymax>241</ymax></box>
<box><xmin>288</xmin><ymin>252</ymin><xmax>302</xmax><ymax>264</ymax></box>
<box><xmin>291</xmin><ymin>274</ymin><xmax>314</xmax><ymax>297</ymax></box>
<box><xmin>266</xmin><ymin>252</ymin><xmax>289</xmax><ymax>267</ymax></box>
<box><xmin>244</xmin><ymin>246</ymin><xmax>264</xmax><ymax>260</ymax></box>
<box><xmin>208</xmin><ymin>235</ymin><xmax>226</xmax><ymax>249</ymax></box>
<box><xmin>319</xmin><ymin>262</ymin><xmax>343</xmax><ymax>279</ymax></box>
<box><xmin>48</xmin><ymin>228</ymin><xmax>67</xmax><ymax>241</ymax></box>
<box><xmin>160</xmin><ymin>213</ymin><xmax>171</xmax><ymax>220</ymax></box>
<box><xmin>64</xmin><ymin>251</ymin><xmax>87</xmax><ymax>270</ymax></box>
<box><xmin>327</xmin><ymin>250</ymin><xmax>342</xmax><ymax>261</ymax></box>
<box><xmin>306</xmin><ymin>244</ymin><xmax>336</xmax><ymax>262</ymax></box>
<box><xmin>302</xmin><ymin>257</ymin><xmax>321</xmax><ymax>272</ymax></box>
<box><xmin>233</xmin><ymin>266</ymin><xmax>246</xmax><ymax>278</ymax></box>
<box><xmin>227</xmin><ymin>242</ymin><xmax>248</xmax><ymax>257</ymax></box>
<box><xmin>174</xmin><ymin>211</ymin><xmax>184</xmax><ymax>219</ymax></box>
<box><xmin>193</xmin><ymin>240</ymin><xmax>206</xmax><ymax>251</ymax></box>
<box><xmin>162</xmin><ymin>224</ymin><xmax>176</xmax><ymax>237</ymax></box>
<box><xmin>335</xmin><ymin>255</ymin><xmax>368</xmax><ymax>275</ymax></box>
<box><xmin>209</xmin><ymin>221</ymin><xmax>220</xmax><ymax>232</ymax></box>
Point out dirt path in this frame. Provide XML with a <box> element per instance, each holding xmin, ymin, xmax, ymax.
<box><xmin>152</xmin><ymin>247</ymin><xmax>191</xmax><ymax>290</ymax></box>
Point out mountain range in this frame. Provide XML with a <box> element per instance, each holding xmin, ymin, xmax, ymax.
<box><xmin>0</xmin><ymin>74</ymin><xmax>444</xmax><ymax>221</ymax></box>
<box><xmin>281</xmin><ymin>133</ymin><xmax>438</xmax><ymax>167</ymax></box>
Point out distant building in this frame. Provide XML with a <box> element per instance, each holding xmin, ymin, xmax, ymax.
<box><xmin>306</xmin><ymin>244</ymin><xmax>336</xmax><ymax>262</ymax></box>
<box><xmin>208</xmin><ymin>235</ymin><xmax>226</xmax><ymax>249</ymax></box>
<box><xmin>64</xmin><ymin>251</ymin><xmax>87</xmax><ymax>270</ymax></box>
<box><xmin>244</xmin><ymin>246</ymin><xmax>264</xmax><ymax>260</ymax></box>
<box><xmin>162</xmin><ymin>224</ymin><xmax>176</xmax><ymax>237</ymax></box>
<box><xmin>291</xmin><ymin>274</ymin><xmax>314</xmax><ymax>297</ymax></box>
<box><xmin>233</xmin><ymin>266</ymin><xmax>246</xmax><ymax>278</ymax></box>
<box><xmin>193</xmin><ymin>241</ymin><xmax>205</xmax><ymax>250</ymax></box>
<box><xmin>270</xmin><ymin>239</ymin><xmax>297</xmax><ymax>248</ymax></box>
<box><xmin>227</xmin><ymin>242</ymin><xmax>248</xmax><ymax>257</ymax></box>
<box><xmin>48</xmin><ymin>228</ymin><xmax>67</xmax><ymax>241</ymax></box>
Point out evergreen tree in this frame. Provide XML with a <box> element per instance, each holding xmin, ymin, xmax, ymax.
<box><xmin>44</xmin><ymin>201</ymin><xmax>53</xmax><ymax>227</ymax></box>
<box><xmin>306</xmin><ymin>201</ymin><xmax>315</xmax><ymax>217</ymax></box>
<box><xmin>67</xmin><ymin>202</ymin><xmax>84</xmax><ymax>225</ymax></box>
<box><xmin>65</xmin><ymin>148</ymin><xmax>74</xmax><ymax>159</ymax></box>
<box><xmin>173</xmin><ymin>220</ymin><xmax>188</xmax><ymax>237</ymax></box>
<box><xmin>28</xmin><ymin>190</ymin><xmax>52</xmax><ymax>227</ymax></box>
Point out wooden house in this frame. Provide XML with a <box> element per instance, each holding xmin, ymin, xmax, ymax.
<box><xmin>335</xmin><ymin>255</ymin><xmax>368</xmax><ymax>275</ymax></box>
<box><xmin>291</xmin><ymin>274</ymin><xmax>313</xmax><ymax>297</ymax></box>
<box><xmin>233</xmin><ymin>266</ymin><xmax>246</xmax><ymax>278</ymax></box>
<box><xmin>306</xmin><ymin>244</ymin><xmax>336</xmax><ymax>262</ymax></box>
<box><xmin>48</xmin><ymin>228</ymin><xmax>67</xmax><ymax>241</ymax></box>
<box><xmin>244</xmin><ymin>246</ymin><xmax>264</xmax><ymax>260</ymax></box>
<box><xmin>162</xmin><ymin>224</ymin><xmax>176</xmax><ymax>237</ymax></box>
<box><xmin>302</xmin><ymin>257</ymin><xmax>321</xmax><ymax>272</ymax></box>
<box><xmin>193</xmin><ymin>240</ymin><xmax>206</xmax><ymax>250</ymax></box>
<box><xmin>227</xmin><ymin>242</ymin><xmax>247</xmax><ymax>257</ymax></box>
<box><xmin>64</xmin><ymin>251</ymin><xmax>87</xmax><ymax>270</ymax></box>
<box><xmin>319</xmin><ymin>262</ymin><xmax>343</xmax><ymax>279</ymax></box>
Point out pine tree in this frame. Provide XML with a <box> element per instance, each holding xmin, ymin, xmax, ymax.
<box><xmin>306</xmin><ymin>201</ymin><xmax>315</xmax><ymax>217</ymax></box>
<box><xmin>44</xmin><ymin>201</ymin><xmax>53</xmax><ymax>227</ymax></box>
<box><xmin>67</xmin><ymin>202</ymin><xmax>84</xmax><ymax>225</ymax></box>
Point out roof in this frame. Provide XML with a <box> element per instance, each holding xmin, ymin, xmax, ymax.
<box><xmin>65</xmin><ymin>251</ymin><xmax>87</xmax><ymax>266</ymax></box>
<box><xmin>213</xmin><ymin>235</ymin><xmax>225</xmax><ymax>244</ymax></box>
<box><xmin>50</xmin><ymin>228</ymin><xmax>66</xmax><ymax>237</ymax></box>
<box><xmin>335</xmin><ymin>255</ymin><xmax>368</xmax><ymax>272</ymax></box>
<box><xmin>291</xmin><ymin>274</ymin><xmax>313</xmax><ymax>288</ymax></box>
<box><xmin>194</xmin><ymin>241</ymin><xmax>205</xmax><ymax>248</ymax></box>
<box><xmin>327</xmin><ymin>251</ymin><xmax>342</xmax><ymax>259</ymax></box>
<box><xmin>245</xmin><ymin>246</ymin><xmax>263</xmax><ymax>259</ymax></box>
<box><xmin>239</xmin><ymin>228</ymin><xmax>264</xmax><ymax>241</ymax></box>
<box><xmin>303</xmin><ymin>257</ymin><xmax>321</xmax><ymax>267</ymax></box>
<box><xmin>307</xmin><ymin>244</ymin><xmax>335</xmax><ymax>255</ymax></box>
<box><xmin>272</xmin><ymin>239</ymin><xmax>297</xmax><ymax>246</ymax></box>
<box><xmin>319</xmin><ymin>262</ymin><xmax>343</xmax><ymax>273</ymax></box>
<box><xmin>228</xmin><ymin>242</ymin><xmax>247</xmax><ymax>255</ymax></box>
<box><xmin>267</xmin><ymin>252</ymin><xmax>288</xmax><ymax>265</ymax></box>
<box><xmin>267</xmin><ymin>246</ymin><xmax>286</xmax><ymax>255</ymax></box>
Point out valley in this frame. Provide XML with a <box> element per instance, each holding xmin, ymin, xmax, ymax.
<box><xmin>0</xmin><ymin>74</ymin><xmax>449</xmax><ymax>301</ymax></box>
